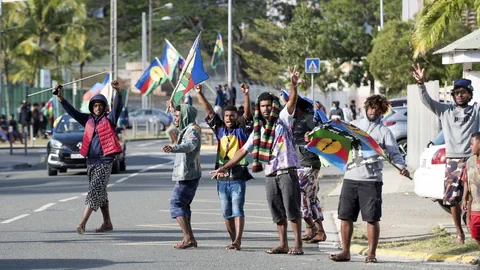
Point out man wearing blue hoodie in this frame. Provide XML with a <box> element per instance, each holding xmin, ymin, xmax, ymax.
<box><xmin>413</xmin><ymin>64</ymin><xmax>480</xmax><ymax>244</ymax></box>
<box><xmin>55</xmin><ymin>81</ymin><xmax>123</xmax><ymax>234</ymax></box>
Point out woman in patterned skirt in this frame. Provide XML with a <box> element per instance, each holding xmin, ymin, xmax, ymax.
<box><xmin>54</xmin><ymin>81</ymin><xmax>123</xmax><ymax>234</ymax></box>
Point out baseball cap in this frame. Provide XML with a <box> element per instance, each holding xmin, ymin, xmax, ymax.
<box><xmin>453</xmin><ymin>78</ymin><xmax>473</xmax><ymax>91</ymax></box>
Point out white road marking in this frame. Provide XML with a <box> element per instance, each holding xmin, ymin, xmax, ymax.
<box><xmin>1</xmin><ymin>214</ymin><xmax>30</xmax><ymax>224</ymax></box>
<box><xmin>58</xmin><ymin>196</ymin><xmax>79</xmax><ymax>202</ymax></box>
<box><xmin>115</xmin><ymin>177</ymin><xmax>128</xmax><ymax>183</ymax></box>
<box><xmin>130</xmin><ymin>173</ymin><xmax>139</xmax><ymax>178</ymax></box>
<box><xmin>107</xmin><ymin>184</ymin><xmax>114</xmax><ymax>188</ymax></box>
<box><xmin>81</xmin><ymin>192</ymin><xmax>88</xmax><ymax>196</ymax></box>
<box><xmin>138</xmin><ymin>142</ymin><xmax>159</xmax><ymax>147</ymax></box>
<box><xmin>33</xmin><ymin>203</ymin><xmax>56</xmax><ymax>212</ymax></box>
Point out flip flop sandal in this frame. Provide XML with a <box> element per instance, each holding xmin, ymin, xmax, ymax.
<box><xmin>365</xmin><ymin>256</ymin><xmax>378</xmax><ymax>263</ymax></box>
<box><xmin>76</xmin><ymin>225</ymin><xmax>85</xmax><ymax>235</ymax></box>
<box><xmin>288</xmin><ymin>248</ymin><xmax>304</xmax><ymax>255</ymax></box>
<box><xmin>266</xmin><ymin>247</ymin><xmax>289</xmax><ymax>254</ymax></box>
<box><xmin>226</xmin><ymin>243</ymin><xmax>241</xmax><ymax>251</ymax></box>
<box><xmin>94</xmin><ymin>224</ymin><xmax>113</xmax><ymax>233</ymax></box>
<box><xmin>329</xmin><ymin>254</ymin><xmax>350</xmax><ymax>262</ymax></box>
<box><xmin>174</xmin><ymin>241</ymin><xmax>198</xmax><ymax>249</ymax></box>
<box><xmin>306</xmin><ymin>231</ymin><xmax>327</xmax><ymax>243</ymax></box>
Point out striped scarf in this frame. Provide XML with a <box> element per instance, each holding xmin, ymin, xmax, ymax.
<box><xmin>252</xmin><ymin>96</ymin><xmax>281</xmax><ymax>173</ymax></box>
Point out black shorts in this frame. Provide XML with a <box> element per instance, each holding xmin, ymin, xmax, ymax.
<box><xmin>265</xmin><ymin>171</ymin><xmax>301</xmax><ymax>223</ymax></box>
<box><xmin>338</xmin><ymin>179</ymin><xmax>382</xmax><ymax>222</ymax></box>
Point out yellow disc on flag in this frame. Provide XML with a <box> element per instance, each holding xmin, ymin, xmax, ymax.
<box><xmin>316</xmin><ymin>138</ymin><xmax>342</xmax><ymax>154</ymax></box>
<box><xmin>150</xmin><ymin>66</ymin><xmax>164</xmax><ymax>82</ymax></box>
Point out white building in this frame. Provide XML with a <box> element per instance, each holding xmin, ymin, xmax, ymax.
<box><xmin>402</xmin><ymin>0</ymin><xmax>423</xmax><ymax>21</ymax></box>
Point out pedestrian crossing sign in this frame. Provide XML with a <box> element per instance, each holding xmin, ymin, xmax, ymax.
<box><xmin>305</xmin><ymin>58</ymin><xmax>320</xmax><ymax>74</ymax></box>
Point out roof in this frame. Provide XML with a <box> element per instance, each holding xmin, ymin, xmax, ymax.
<box><xmin>435</xmin><ymin>29</ymin><xmax>480</xmax><ymax>54</ymax></box>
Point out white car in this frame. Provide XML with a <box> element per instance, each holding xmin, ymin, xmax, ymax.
<box><xmin>413</xmin><ymin>131</ymin><xmax>450</xmax><ymax>212</ymax></box>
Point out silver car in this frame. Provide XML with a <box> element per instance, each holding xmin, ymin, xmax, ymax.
<box><xmin>128</xmin><ymin>108</ymin><xmax>172</xmax><ymax>131</ymax></box>
<box><xmin>382</xmin><ymin>106</ymin><xmax>407</xmax><ymax>158</ymax></box>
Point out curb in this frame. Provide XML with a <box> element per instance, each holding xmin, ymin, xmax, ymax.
<box><xmin>330</xmin><ymin>214</ymin><xmax>477</xmax><ymax>265</ymax></box>
<box><xmin>350</xmin><ymin>245</ymin><xmax>477</xmax><ymax>264</ymax></box>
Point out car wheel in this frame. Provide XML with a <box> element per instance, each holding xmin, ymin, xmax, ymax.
<box><xmin>437</xmin><ymin>200</ymin><xmax>451</xmax><ymax>214</ymax></box>
<box><xmin>48</xmin><ymin>164</ymin><xmax>58</xmax><ymax>176</ymax></box>
<box><xmin>59</xmin><ymin>168</ymin><xmax>67</xmax><ymax>173</ymax></box>
<box><xmin>397</xmin><ymin>138</ymin><xmax>407</xmax><ymax>159</ymax></box>
<box><xmin>111</xmin><ymin>160</ymin><xmax>120</xmax><ymax>174</ymax></box>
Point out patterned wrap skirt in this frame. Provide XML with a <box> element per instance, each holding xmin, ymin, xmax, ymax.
<box><xmin>443</xmin><ymin>158</ymin><xmax>467</xmax><ymax>206</ymax></box>
<box><xmin>86</xmin><ymin>163</ymin><xmax>112</xmax><ymax>211</ymax></box>
<box><xmin>298</xmin><ymin>167</ymin><xmax>323</xmax><ymax>221</ymax></box>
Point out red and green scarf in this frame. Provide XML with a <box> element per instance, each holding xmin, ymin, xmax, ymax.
<box><xmin>252</xmin><ymin>95</ymin><xmax>281</xmax><ymax>173</ymax></box>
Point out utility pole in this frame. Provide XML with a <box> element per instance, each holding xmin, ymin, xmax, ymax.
<box><xmin>110</xmin><ymin>0</ymin><xmax>117</xmax><ymax>80</ymax></box>
<box><xmin>227</xmin><ymin>0</ymin><xmax>232</xmax><ymax>90</ymax></box>
<box><xmin>142</xmin><ymin>12</ymin><xmax>147</xmax><ymax>109</ymax></box>
<box><xmin>0</xmin><ymin>0</ymin><xmax>3</xmax><ymax>116</ymax></box>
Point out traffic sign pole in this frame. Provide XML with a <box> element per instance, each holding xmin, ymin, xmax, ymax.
<box><xmin>311</xmin><ymin>73</ymin><xmax>314</xmax><ymax>102</ymax></box>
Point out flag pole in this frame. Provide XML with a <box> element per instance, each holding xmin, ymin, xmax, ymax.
<box><xmin>168</xmin><ymin>33</ymin><xmax>201</xmax><ymax>104</ymax></box>
<box><xmin>26</xmin><ymin>71</ymin><xmax>109</xmax><ymax>97</ymax></box>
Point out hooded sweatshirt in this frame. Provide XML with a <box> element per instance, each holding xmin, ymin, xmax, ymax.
<box><xmin>343</xmin><ymin>117</ymin><xmax>406</xmax><ymax>182</ymax></box>
<box><xmin>419</xmin><ymin>84</ymin><xmax>480</xmax><ymax>158</ymax></box>
<box><xmin>60</xmin><ymin>93</ymin><xmax>122</xmax><ymax>164</ymax></box>
<box><xmin>171</xmin><ymin>104</ymin><xmax>202</xmax><ymax>181</ymax></box>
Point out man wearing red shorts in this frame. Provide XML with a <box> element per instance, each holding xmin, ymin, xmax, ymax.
<box><xmin>462</xmin><ymin>132</ymin><xmax>480</xmax><ymax>253</ymax></box>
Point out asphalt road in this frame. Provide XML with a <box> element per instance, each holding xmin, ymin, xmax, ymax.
<box><xmin>0</xmin><ymin>140</ymin><xmax>475</xmax><ymax>270</ymax></box>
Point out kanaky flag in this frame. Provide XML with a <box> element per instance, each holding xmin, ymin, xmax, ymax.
<box><xmin>210</xmin><ymin>32</ymin><xmax>224</xmax><ymax>69</ymax></box>
<box><xmin>99</xmin><ymin>73</ymin><xmax>113</xmax><ymax>109</ymax></box>
<box><xmin>135</xmin><ymin>58</ymin><xmax>167</xmax><ymax>96</ymax></box>
<box><xmin>329</xmin><ymin>120</ymin><xmax>385</xmax><ymax>158</ymax></box>
<box><xmin>160</xmin><ymin>40</ymin><xmax>181</xmax><ymax>80</ymax></box>
<box><xmin>172</xmin><ymin>33</ymin><xmax>209</xmax><ymax>104</ymax></box>
<box><xmin>306</xmin><ymin>125</ymin><xmax>356</xmax><ymax>172</ymax></box>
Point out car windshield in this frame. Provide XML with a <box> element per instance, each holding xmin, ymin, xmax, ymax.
<box><xmin>55</xmin><ymin>115</ymin><xmax>84</xmax><ymax>133</ymax></box>
<box><xmin>431</xmin><ymin>130</ymin><xmax>445</xmax><ymax>145</ymax></box>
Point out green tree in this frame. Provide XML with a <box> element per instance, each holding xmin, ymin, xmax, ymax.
<box><xmin>368</xmin><ymin>19</ymin><xmax>471</xmax><ymax>96</ymax></box>
<box><xmin>413</xmin><ymin>0</ymin><xmax>476</xmax><ymax>57</ymax></box>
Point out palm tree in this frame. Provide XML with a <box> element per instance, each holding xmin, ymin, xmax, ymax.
<box><xmin>12</xmin><ymin>0</ymin><xmax>87</xmax><ymax>85</ymax></box>
<box><xmin>413</xmin><ymin>0</ymin><xmax>476</xmax><ymax>57</ymax></box>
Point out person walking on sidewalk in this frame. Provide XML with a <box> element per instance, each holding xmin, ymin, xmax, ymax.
<box><xmin>211</xmin><ymin>66</ymin><xmax>303</xmax><ymax>255</ymax></box>
<box><xmin>163</xmin><ymin>101</ymin><xmax>202</xmax><ymax>249</ymax></box>
<box><xmin>293</xmin><ymin>98</ymin><xmax>327</xmax><ymax>243</ymax></box>
<box><xmin>413</xmin><ymin>64</ymin><xmax>479</xmax><ymax>244</ymax></box>
<box><xmin>196</xmin><ymin>83</ymin><xmax>253</xmax><ymax>251</ymax></box>
<box><xmin>55</xmin><ymin>81</ymin><xmax>123</xmax><ymax>234</ymax></box>
<box><xmin>329</xmin><ymin>95</ymin><xmax>409</xmax><ymax>263</ymax></box>
<box><xmin>462</xmin><ymin>132</ymin><xmax>480</xmax><ymax>260</ymax></box>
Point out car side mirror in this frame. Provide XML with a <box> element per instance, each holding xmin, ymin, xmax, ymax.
<box><xmin>426</xmin><ymin>141</ymin><xmax>433</xmax><ymax>148</ymax></box>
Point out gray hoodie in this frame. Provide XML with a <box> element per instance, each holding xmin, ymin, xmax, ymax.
<box><xmin>344</xmin><ymin>117</ymin><xmax>406</xmax><ymax>182</ymax></box>
<box><xmin>419</xmin><ymin>84</ymin><xmax>480</xmax><ymax>158</ymax></box>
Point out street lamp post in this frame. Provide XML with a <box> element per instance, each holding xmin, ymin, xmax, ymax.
<box><xmin>227</xmin><ymin>0</ymin><xmax>232</xmax><ymax>90</ymax></box>
<box><xmin>147</xmin><ymin>2</ymin><xmax>172</xmax><ymax>108</ymax></box>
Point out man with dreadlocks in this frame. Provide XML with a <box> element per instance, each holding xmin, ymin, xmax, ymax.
<box><xmin>329</xmin><ymin>95</ymin><xmax>409</xmax><ymax>264</ymax></box>
<box><xmin>211</xmin><ymin>66</ymin><xmax>303</xmax><ymax>255</ymax></box>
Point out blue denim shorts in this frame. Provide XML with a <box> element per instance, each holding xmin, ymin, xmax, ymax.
<box><xmin>217</xmin><ymin>180</ymin><xmax>246</xmax><ymax>219</ymax></box>
<box><xmin>170</xmin><ymin>178</ymin><xmax>200</xmax><ymax>219</ymax></box>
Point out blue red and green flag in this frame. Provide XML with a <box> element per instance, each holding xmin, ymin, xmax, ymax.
<box><xmin>306</xmin><ymin>125</ymin><xmax>356</xmax><ymax>172</ymax></box>
<box><xmin>160</xmin><ymin>40</ymin><xmax>181</xmax><ymax>80</ymax></box>
<box><xmin>172</xmin><ymin>33</ymin><xmax>209</xmax><ymax>104</ymax></box>
<box><xmin>210</xmin><ymin>32</ymin><xmax>224</xmax><ymax>69</ymax></box>
<box><xmin>329</xmin><ymin>120</ymin><xmax>385</xmax><ymax>158</ymax></box>
<box><xmin>135</xmin><ymin>58</ymin><xmax>167</xmax><ymax>96</ymax></box>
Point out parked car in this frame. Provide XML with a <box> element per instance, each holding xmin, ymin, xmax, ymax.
<box><xmin>413</xmin><ymin>130</ymin><xmax>449</xmax><ymax>212</ymax></box>
<box><xmin>388</xmin><ymin>97</ymin><xmax>407</xmax><ymax>108</ymax></box>
<box><xmin>128</xmin><ymin>108</ymin><xmax>171</xmax><ymax>130</ymax></box>
<box><xmin>382</xmin><ymin>106</ymin><xmax>407</xmax><ymax>158</ymax></box>
<box><xmin>46</xmin><ymin>114</ymin><xmax>127</xmax><ymax>176</ymax></box>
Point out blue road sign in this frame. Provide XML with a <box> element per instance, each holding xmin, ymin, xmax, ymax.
<box><xmin>305</xmin><ymin>58</ymin><xmax>320</xmax><ymax>74</ymax></box>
